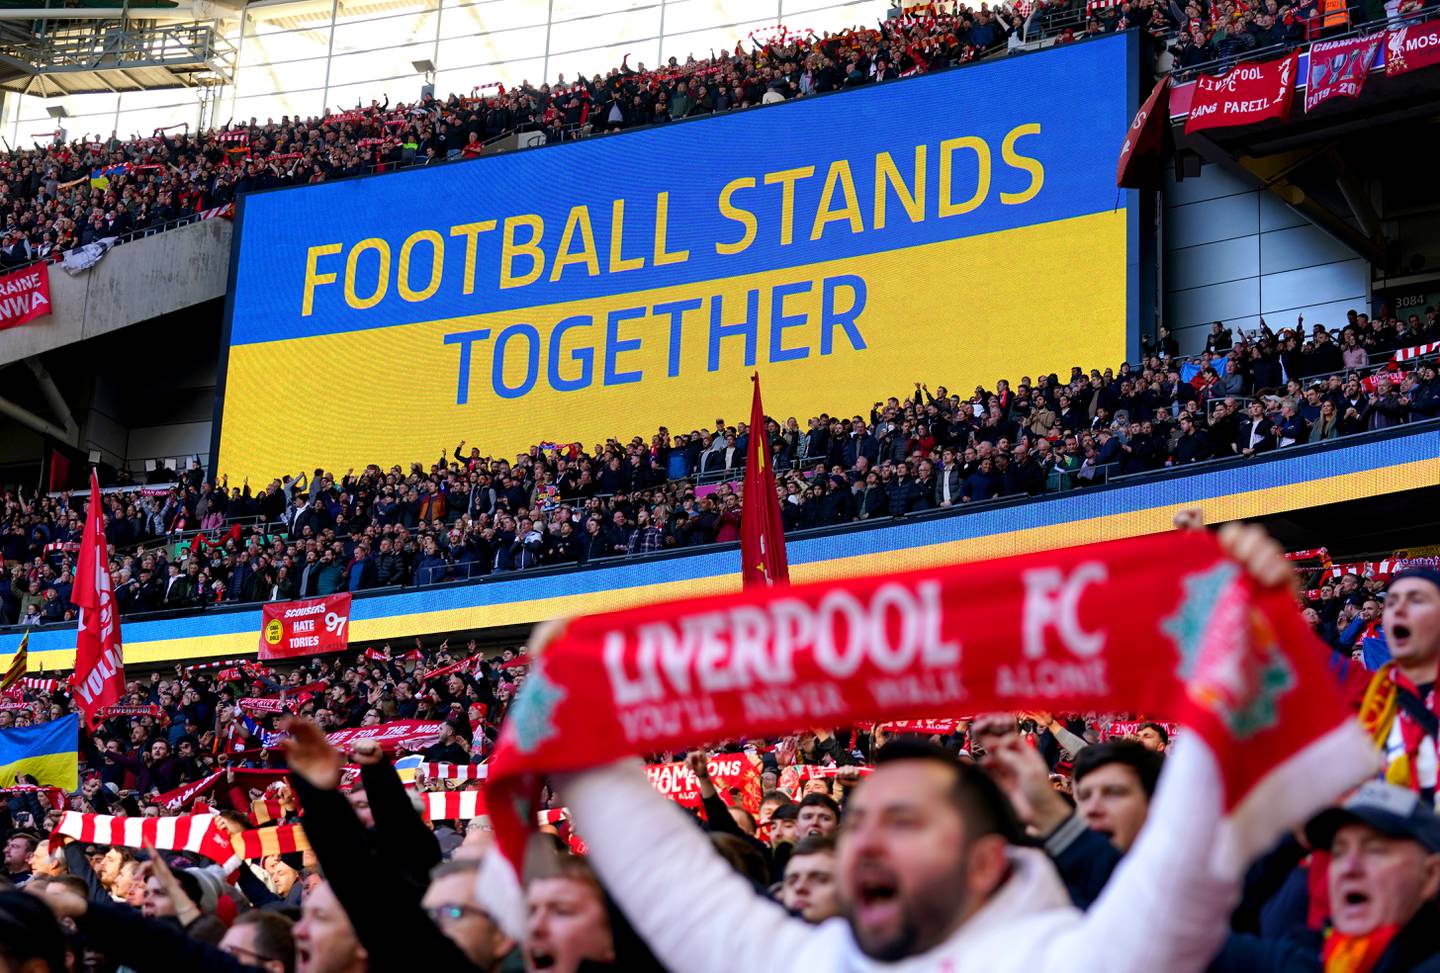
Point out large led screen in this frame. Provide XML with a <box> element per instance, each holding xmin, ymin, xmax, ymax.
<box><xmin>213</xmin><ymin>33</ymin><xmax>1138</xmax><ymax>483</ymax></box>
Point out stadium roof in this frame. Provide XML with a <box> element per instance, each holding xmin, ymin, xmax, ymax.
<box><xmin>0</xmin><ymin>0</ymin><xmax>240</xmax><ymax>96</ymax></box>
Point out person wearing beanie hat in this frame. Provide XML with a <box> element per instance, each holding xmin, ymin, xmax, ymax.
<box><xmin>186</xmin><ymin>864</ymin><xmax>229</xmax><ymax>918</ymax></box>
<box><xmin>1357</xmin><ymin>566</ymin><xmax>1440</xmax><ymax>808</ymax></box>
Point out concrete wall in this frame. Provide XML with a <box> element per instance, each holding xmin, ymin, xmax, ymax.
<box><xmin>127</xmin><ymin>420</ymin><xmax>212</xmax><ymax>466</ymax></box>
<box><xmin>0</xmin><ymin>217</ymin><xmax>233</xmax><ymax>368</ymax></box>
<box><xmin>1163</xmin><ymin>164</ymin><xmax>1371</xmax><ymax>355</ymax></box>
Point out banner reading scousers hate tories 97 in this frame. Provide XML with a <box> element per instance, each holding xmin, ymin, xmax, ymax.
<box><xmin>259</xmin><ymin>593</ymin><xmax>351</xmax><ymax>660</ymax></box>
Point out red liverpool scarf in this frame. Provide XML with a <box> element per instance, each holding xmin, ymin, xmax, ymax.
<box><xmin>488</xmin><ymin>531</ymin><xmax>1376</xmax><ymax>869</ymax></box>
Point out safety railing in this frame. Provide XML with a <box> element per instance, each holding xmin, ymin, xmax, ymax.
<box><xmin>1165</xmin><ymin>11</ymin><xmax>1404</xmax><ymax>84</ymax></box>
<box><xmin>5</xmin><ymin>416</ymin><xmax>1438</xmax><ymax>635</ymax></box>
<box><xmin>0</xmin><ymin>207</ymin><xmax>232</xmax><ymax>279</ymax></box>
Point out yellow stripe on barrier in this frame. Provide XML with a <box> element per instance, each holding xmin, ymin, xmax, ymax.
<box><xmin>11</xmin><ymin>454</ymin><xmax>1437</xmax><ymax>669</ymax></box>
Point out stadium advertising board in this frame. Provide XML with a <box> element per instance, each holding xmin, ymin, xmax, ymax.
<box><xmin>214</xmin><ymin>34</ymin><xmax>1136</xmax><ymax>482</ymax></box>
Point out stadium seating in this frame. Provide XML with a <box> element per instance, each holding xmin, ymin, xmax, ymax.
<box><xmin>4</xmin><ymin>312</ymin><xmax>1435</xmax><ymax>625</ymax></box>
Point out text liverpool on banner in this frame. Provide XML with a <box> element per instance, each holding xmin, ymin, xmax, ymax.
<box><xmin>1185</xmin><ymin>51</ymin><xmax>1299</xmax><ymax>133</ymax></box>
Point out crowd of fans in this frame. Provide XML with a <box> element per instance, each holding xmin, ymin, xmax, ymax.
<box><xmin>0</xmin><ymin>529</ymin><xmax>1438</xmax><ymax>973</ymax></box>
<box><xmin>0</xmin><ymin>1</ymin><xmax>1040</xmax><ymax>272</ymax></box>
<box><xmin>1</xmin><ymin>307</ymin><xmax>1437</xmax><ymax>627</ymax></box>
<box><xmin>7</xmin><ymin>0</ymin><xmax>1406</xmax><ymax>273</ymax></box>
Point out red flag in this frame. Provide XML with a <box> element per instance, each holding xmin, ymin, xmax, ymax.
<box><xmin>740</xmin><ymin>374</ymin><xmax>789</xmax><ymax>589</ymax></box>
<box><xmin>1116</xmin><ymin>74</ymin><xmax>1171</xmax><ymax>190</ymax></box>
<box><xmin>71</xmin><ymin>470</ymin><xmax>124</xmax><ymax>726</ymax></box>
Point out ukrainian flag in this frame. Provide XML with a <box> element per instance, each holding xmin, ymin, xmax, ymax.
<box><xmin>0</xmin><ymin>713</ymin><xmax>78</xmax><ymax>791</ymax></box>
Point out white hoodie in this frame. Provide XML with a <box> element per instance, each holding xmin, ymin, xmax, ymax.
<box><xmin>558</xmin><ymin>738</ymin><xmax>1240</xmax><ymax>972</ymax></box>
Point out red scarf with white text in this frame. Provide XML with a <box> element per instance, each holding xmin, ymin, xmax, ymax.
<box><xmin>487</xmin><ymin>531</ymin><xmax>1375</xmax><ymax>870</ymax></box>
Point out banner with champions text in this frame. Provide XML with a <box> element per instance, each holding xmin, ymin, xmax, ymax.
<box><xmin>0</xmin><ymin>263</ymin><xmax>52</xmax><ymax>332</ymax></box>
<box><xmin>259</xmin><ymin>593</ymin><xmax>351</xmax><ymax>660</ymax></box>
<box><xmin>1305</xmin><ymin>35</ymin><xmax>1383</xmax><ymax>113</ymax></box>
<box><xmin>645</xmin><ymin>753</ymin><xmax>762</xmax><ymax>817</ymax></box>
<box><xmin>487</xmin><ymin>530</ymin><xmax>1376</xmax><ymax>871</ymax></box>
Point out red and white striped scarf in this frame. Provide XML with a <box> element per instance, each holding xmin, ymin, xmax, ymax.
<box><xmin>54</xmin><ymin>811</ymin><xmax>240</xmax><ymax>872</ymax></box>
<box><xmin>418</xmin><ymin>762</ymin><xmax>487</xmax><ymax>781</ymax></box>
<box><xmin>1392</xmin><ymin>341</ymin><xmax>1440</xmax><ymax>363</ymax></box>
<box><xmin>423</xmin><ymin>790</ymin><xmax>486</xmax><ymax>820</ymax></box>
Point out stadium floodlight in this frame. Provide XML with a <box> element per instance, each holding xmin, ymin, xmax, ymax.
<box><xmin>411</xmin><ymin>59</ymin><xmax>434</xmax><ymax>75</ymax></box>
<box><xmin>46</xmin><ymin>106</ymin><xmax>69</xmax><ymax>119</ymax></box>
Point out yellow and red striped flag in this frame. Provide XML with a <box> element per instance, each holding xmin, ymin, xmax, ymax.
<box><xmin>232</xmin><ymin>824</ymin><xmax>310</xmax><ymax>861</ymax></box>
<box><xmin>1</xmin><ymin>632</ymin><xmax>28</xmax><ymax>694</ymax></box>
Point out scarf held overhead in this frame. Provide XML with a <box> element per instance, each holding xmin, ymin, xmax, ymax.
<box><xmin>487</xmin><ymin>531</ymin><xmax>1376</xmax><ymax>869</ymax></box>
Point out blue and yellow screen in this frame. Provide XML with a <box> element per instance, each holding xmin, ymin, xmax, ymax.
<box><xmin>214</xmin><ymin>34</ymin><xmax>1137</xmax><ymax>483</ymax></box>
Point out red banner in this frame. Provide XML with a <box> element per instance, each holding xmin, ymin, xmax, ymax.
<box><xmin>1385</xmin><ymin>17</ymin><xmax>1440</xmax><ymax>77</ymax></box>
<box><xmin>0</xmin><ymin>785</ymin><xmax>67</xmax><ymax>811</ymax></box>
<box><xmin>150</xmin><ymin>768</ymin><xmax>289</xmax><ymax>811</ymax></box>
<box><xmin>487</xmin><ymin>531</ymin><xmax>1376</xmax><ymax>870</ymax></box>
<box><xmin>238</xmin><ymin>696</ymin><xmax>291</xmax><ymax>715</ymax></box>
<box><xmin>778</xmin><ymin>764</ymin><xmax>874</xmax><ymax>799</ymax></box>
<box><xmin>422</xmin><ymin>652</ymin><xmax>483</xmax><ymax>683</ymax></box>
<box><xmin>0</xmin><ymin>264</ymin><xmax>51</xmax><ymax>331</ymax></box>
<box><xmin>1305</xmin><ymin>35</ymin><xmax>1382</xmax><ymax>112</ymax></box>
<box><xmin>644</xmin><ymin>753</ymin><xmax>762</xmax><ymax>816</ymax></box>
<box><xmin>259</xmin><ymin>593</ymin><xmax>351</xmax><ymax>660</ymax></box>
<box><xmin>282</xmin><ymin>719</ymin><xmax>450</xmax><ymax>753</ymax></box>
<box><xmin>1185</xmin><ymin>52</ymin><xmax>1298</xmax><ymax>134</ymax></box>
